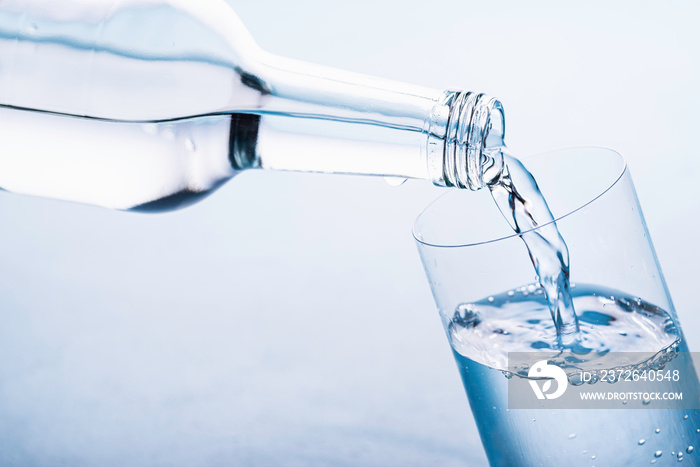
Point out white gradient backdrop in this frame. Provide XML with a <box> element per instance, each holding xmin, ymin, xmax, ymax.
<box><xmin>0</xmin><ymin>1</ymin><xmax>698</xmax><ymax>465</ymax></box>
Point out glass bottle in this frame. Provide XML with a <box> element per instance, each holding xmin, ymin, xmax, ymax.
<box><xmin>0</xmin><ymin>0</ymin><xmax>505</xmax><ymax>211</ymax></box>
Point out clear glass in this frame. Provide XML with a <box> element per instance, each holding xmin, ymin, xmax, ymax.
<box><xmin>0</xmin><ymin>0</ymin><xmax>504</xmax><ymax>211</ymax></box>
<box><xmin>414</xmin><ymin>148</ymin><xmax>700</xmax><ymax>466</ymax></box>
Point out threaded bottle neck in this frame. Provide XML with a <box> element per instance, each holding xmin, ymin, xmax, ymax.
<box><xmin>427</xmin><ymin>90</ymin><xmax>505</xmax><ymax>190</ymax></box>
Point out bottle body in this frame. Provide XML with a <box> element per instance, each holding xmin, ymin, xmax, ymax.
<box><xmin>0</xmin><ymin>0</ymin><xmax>505</xmax><ymax>211</ymax></box>
<box><xmin>0</xmin><ymin>107</ymin><xmax>236</xmax><ymax>211</ymax></box>
<box><xmin>0</xmin><ymin>108</ymin><xmax>435</xmax><ymax>211</ymax></box>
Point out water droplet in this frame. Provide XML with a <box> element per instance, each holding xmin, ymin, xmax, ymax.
<box><xmin>687</xmin><ymin>446</ymin><xmax>694</xmax><ymax>454</ymax></box>
<box><xmin>610</xmin><ymin>295</ymin><xmax>615</xmax><ymax>300</ymax></box>
<box><xmin>582</xmin><ymin>450</ymin><xmax>588</xmax><ymax>454</ymax></box>
<box><xmin>527</xmin><ymin>284</ymin><xmax>537</xmax><ymax>293</ymax></box>
<box><xmin>532</xmin><ymin>419</ymin><xmax>536</xmax><ymax>422</ymax></box>
<box><xmin>185</xmin><ymin>138</ymin><xmax>196</xmax><ymax>152</ymax></box>
<box><xmin>507</xmin><ymin>290</ymin><xmax>515</xmax><ymax>297</ymax></box>
<box><xmin>677</xmin><ymin>451</ymin><xmax>684</xmax><ymax>461</ymax></box>
<box><xmin>623</xmin><ymin>400</ymin><xmax>628</xmax><ymax>405</ymax></box>
<box><xmin>568</xmin><ymin>433</ymin><xmax>576</xmax><ymax>439</ymax></box>
<box><xmin>696</xmin><ymin>429</ymin><xmax>700</xmax><ymax>433</ymax></box>
<box><xmin>383</xmin><ymin>176</ymin><xmax>407</xmax><ymax>186</ymax></box>
<box><xmin>488</xmin><ymin>296</ymin><xmax>495</xmax><ymax>302</ymax></box>
<box><xmin>492</xmin><ymin>406</ymin><xmax>496</xmax><ymax>410</ymax></box>
<box><xmin>684</xmin><ymin>415</ymin><xmax>689</xmax><ymax>419</ymax></box>
<box><xmin>639</xmin><ymin>439</ymin><xmax>646</xmax><ymax>445</ymax></box>
<box><xmin>655</xmin><ymin>451</ymin><xmax>663</xmax><ymax>458</ymax></box>
<box><xmin>655</xmin><ymin>429</ymin><xmax>661</xmax><ymax>434</ymax></box>
<box><xmin>643</xmin><ymin>396</ymin><xmax>651</xmax><ymax>405</ymax></box>
<box><xmin>651</xmin><ymin>460</ymin><xmax>656</xmax><ymax>464</ymax></box>
<box><xmin>591</xmin><ymin>455</ymin><xmax>596</xmax><ymax>460</ymax></box>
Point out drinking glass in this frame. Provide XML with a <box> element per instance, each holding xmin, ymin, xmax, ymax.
<box><xmin>414</xmin><ymin>148</ymin><xmax>700</xmax><ymax>466</ymax></box>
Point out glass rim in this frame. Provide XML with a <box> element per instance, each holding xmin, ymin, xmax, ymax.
<box><xmin>412</xmin><ymin>146</ymin><xmax>628</xmax><ymax>248</ymax></box>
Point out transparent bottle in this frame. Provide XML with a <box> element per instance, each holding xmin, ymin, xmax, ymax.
<box><xmin>0</xmin><ymin>0</ymin><xmax>505</xmax><ymax>211</ymax></box>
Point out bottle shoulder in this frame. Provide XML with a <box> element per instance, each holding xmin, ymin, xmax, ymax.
<box><xmin>0</xmin><ymin>0</ymin><xmax>263</xmax><ymax>120</ymax></box>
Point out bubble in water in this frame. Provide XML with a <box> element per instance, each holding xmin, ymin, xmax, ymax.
<box><xmin>568</xmin><ymin>433</ymin><xmax>576</xmax><ymax>439</ymax></box>
<box><xmin>656</xmin><ymin>429</ymin><xmax>661</xmax><ymax>434</ymax></box>
<box><xmin>687</xmin><ymin>447</ymin><xmax>694</xmax><ymax>454</ymax></box>
<box><xmin>507</xmin><ymin>290</ymin><xmax>515</xmax><ymax>297</ymax></box>
<box><xmin>488</xmin><ymin>296</ymin><xmax>495</xmax><ymax>303</ymax></box>
<box><xmin>639</xmin><ymin>439</ymin><xmax>646</xmax><ymax>446</ymax></box>
<box><xmin>569</xmin><ymin>373</ymin><xmax>585</xmax><ymax>386</ymax></box>
<box><xmin>655</xmin><ymin>451</ymin><xmax>663</xmax><ymax>458</ymax></box>
<box><xmin>527</xmin><ymin>284</ymin><xmax>538</xmax><ymax>293</ymax></box>
<box><xmin>684</xmin><ymin>415</ymin><xmax>689</xmax><ymax>419</ymax></box>
<box><xmin>653</xmin><ymin>358</ymin><xmax>667</xmax><ymax>370</ymax></box>
<box><xmin>454</xmin><ymin>304</ymin><xmax>480</xmax><ymax>328</ymax></box>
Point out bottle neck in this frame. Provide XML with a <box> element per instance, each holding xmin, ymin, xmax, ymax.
<box><xmin>426</xmin><ymin>90</ymin><xmax>505</xmax><ymax>190</ymax></box>
<box><xmin>241</xmin><ymin>54</ymin><xmax>505</xmax><ymax>189</ymax></box>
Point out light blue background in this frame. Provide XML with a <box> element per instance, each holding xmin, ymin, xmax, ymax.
<box><xmin>0</xmin><ymin>1</ymin><xmax>698</xmax><ymax>465</ymax></box>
